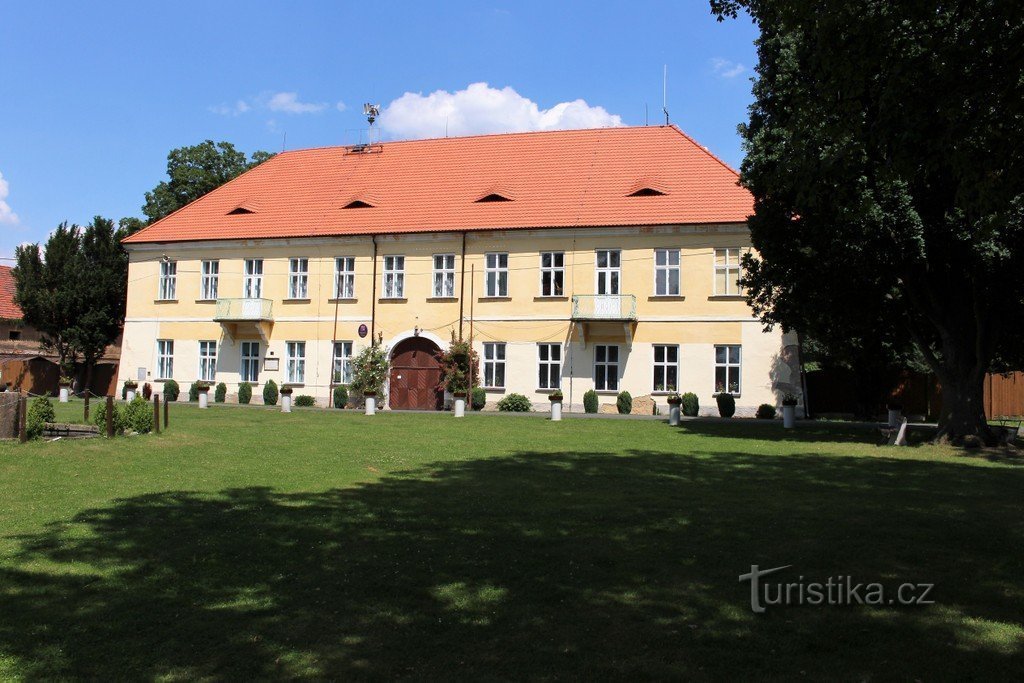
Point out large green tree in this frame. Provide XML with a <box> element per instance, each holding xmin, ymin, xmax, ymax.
<box><xmin>142</xmin><ymin>141</ymin><xmax>273</xmax><ymax>223</ymax></box>
<box><xmin>711</xmin><ymin>0</ymin><xmax>1024</xmax><ymax>442</ymax></box>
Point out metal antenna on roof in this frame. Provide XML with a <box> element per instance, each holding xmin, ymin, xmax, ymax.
<box><xmin>645</xmin><ymin>103</ymin><xmax>649</xmax><ymax>126</ymax></box>
<box><xmin>282</xmin><ymin>132</ymin><xmax>287</xmax><ymax>152</ymax></box>
<box><xmin>663</xmin><ymin>64</ymin><xmax>670</xmax><ymax>125</ymax></box>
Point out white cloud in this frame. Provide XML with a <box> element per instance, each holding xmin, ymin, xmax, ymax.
<box><xmin>266</xmin><ymin>92</ymin><xmax>327</xmax><ymax>114</ymax></box>
<box><xmin>336</xmin><ymin>100</ymin><xmax>347</xmax><ymax>112</ymax></box>
<box><xmin>0</xmin><ymin>171</ymin><xmax>20</xmax><ymax>225</ymax></box>
<box><xmin>379</xmin><ymin>82</ymin><xmax>623</xmax><ymax>139</ymax></box>
<box><xmin>710</xmin><ymin>58</ymin><xmax>746</xmax><ymax>79</ymax></box>
<box><xmin>209</xmin><ymin>99</ymin><xmax>251</xmax><ymax>116</ymax></box>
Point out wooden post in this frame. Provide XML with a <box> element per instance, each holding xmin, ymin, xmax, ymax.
<box><xmin>18</xmin><ymin>394</ymin><xmax>27</xmax><ymax>443</ymax></box>
<box><xmin>163</xmin><ymin>394</ymin><xmax>169</xmax><ymax>429</ymax></box>
<box><xmin>153</xmin><ymin>394</ymin><xmax>161</xmax><ymax>434</ymax></box>
<box><xmin>105</xmin><ymin>396</ymin><xmax>114</xmax><ymax>438</ymax></box>
<box><xmin>84</xmin><ymin>392</ymin><xmax>91</xmax><ymax>423</ymax></box>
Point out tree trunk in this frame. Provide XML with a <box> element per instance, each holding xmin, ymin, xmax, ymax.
<box><xmin>83</xmin><ymin>361</ymin><xmax>94</xmax><ymax>422</ymax></box>
<box><xmin>934</xmin><ymin>366</ymin><xmax>991</xmax><ymax>445</ymax></box>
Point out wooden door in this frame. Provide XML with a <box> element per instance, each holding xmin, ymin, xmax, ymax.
<box><xmin>389</xmin><ymin>338</ymin><xmax>443</xmax><ymax>410</ymax></box>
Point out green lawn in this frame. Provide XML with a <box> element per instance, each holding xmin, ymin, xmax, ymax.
<box><xmin>1</xmin><ymin>402</ymin><xmax>1022</xmax><ymax>679</ymax></box>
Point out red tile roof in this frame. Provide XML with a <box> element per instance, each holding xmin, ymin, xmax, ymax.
<box><xmin>0</xmin><ymin>266</ymin><xmax>22</xmax><ymax>320</ymax></box>
<box><xmin>123</xmin><ymin>125</ymin><xmax>752</xmax><ymax>245</ymax></box>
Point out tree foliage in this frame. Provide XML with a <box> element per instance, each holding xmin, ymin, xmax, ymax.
<box><xmin>711</xmin><ymin>0</ymin><xmax>1024</xmax><ymax>442</ymax></box>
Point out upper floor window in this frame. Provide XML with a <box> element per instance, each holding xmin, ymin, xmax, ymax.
<box><xmin>594</xmin><ymin>344</ymin><xmax>619</xmax><ymax>391</ymax></box>
<box><xmin>333</xmin><ymin>341</ymin><xmax>353</xmax><ymax>384</ymax></box>
<box><xmin>482</xmin><ymin>342</ymin><xmax>506</xmax><ymax>388</ymax></box>
<box><xmin>288</xmin><ymin>258</ymin><xmax>309</xmax><ymax>299</ymax></box>
<box><xmin>485</xmin><ymin>252</ymin><xmax>508</xmax><ymax>297</ymax></box>
<box><xmin>715</xmin><ymin>344</ymin><xmax>742</xmax><ymax>395</ymax></box>
<box><xmin>714</xmin><ymin>248</ymin><xmax>744</xmax><ymax>296</ymax></box>
<box><xmin>433</xmin><ymin>254</ymin><xmax>456</xmax><ymax>298</ymax></box>
<box><xmin>286</xmin><ymin>341</ymin><xmax>306</xmax><ymax>384</ymax></box>
<box><xmin>156</xmin><ymin>340</ymin><xmax>174</xmax><ymax>379</ymax></box>
<box><xmin>244</xmin><ymin>259</ymin><xmax>263</xmax><ymax>298</ymax></box>
<box><xmin>200</xmin><ymin>260</ymin><xmax>219</xmax><ymax>300</ymax></box>
<box><xmin>654</xmin><ymin>249</ymin><xmax>680</xmax><ymax>296</ymax></box>
<box><xmin>335</xmin><ymin>257</ymin><xmax>355</xmax><ymax>299</ymax></box>
<box><xmin>596</xmin><ymin>250</ymin><xmax>621</xmax><ymax>295</ymax></box>
<box><xmin>540</xmin><ymin>252</ymin><xmax>564</xmax><ymax>297</ymax></box>
<box><xmin>383</xmin><ymin>255</ymin><xmax>405</xmax><ymax>298</ymax></box>
<box><xmin>198</xmin><ymin>340</ymin><xmax>217</xmax><ymax>382</ymax></box>
<box><xmin>158</xmin><ymin>261</ymin><xmax>177</xmax><ymax>300</ymax></box>
<box><xmin>538</xmin><ymin>343</ymin><xmax>562</xmax><ymax>390</ymax></box>
<box><xmin>653</xmin><ymin>344</ymin><xmax>679</xmax><ymax>392</ymax></box>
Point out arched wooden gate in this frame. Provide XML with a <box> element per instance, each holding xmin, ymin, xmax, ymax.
<box><xmin>389</xmin><ymin>337</ymin><xmax>443</xmax><ymax>410</ymax></box>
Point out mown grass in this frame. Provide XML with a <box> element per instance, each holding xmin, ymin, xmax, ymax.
<box><xmin>1</xmin><ymin>401</ymin><xmax>1022</xmax><ymax>679</ymax></box>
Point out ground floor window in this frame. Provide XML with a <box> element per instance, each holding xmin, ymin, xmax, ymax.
<box><xmin>653</xmin><ymin>344</ymin><xmax>679</xmax><ymax>392</ymax></box>
<box><xmin>333</xmin><ymin>341</ymin><xmax>353</xmax><ymax>384</ymax></box>
<box><xmin>482</xmin><ymin>342</ymin><xmax>506</xmax><ymax>388</ymax></box>
<box><xmin>715</xmin><ymin>344</ymin><xmax>741</xmax><ymax>395</ymax></box>
<box><xmin>240</xmin><ymin>341</ymin><xmax>260</xmax><ymax>383</ymax></box>
<box><xmin>594</xmin><ymin>344</ymin><xmax>619</xmax><ymax>391</ymax></box>
<box><xmin>156</xmin><ymin>340</ymin><xmax>174</xmax><ymax>379</ymax></box>
<box><xmin>198</xmin><ymin>341</ymin><xmax>217</xmax><ymax>381</ymax></box>
<box><xmin>286</xmin><ymin>342</ymin><xmax>306</xmax><ymax>384</ymax></box>
<box><xmin>538</xmin><ymin>343</ymin><xmax>561</xmax><ymax>389</ymax></box>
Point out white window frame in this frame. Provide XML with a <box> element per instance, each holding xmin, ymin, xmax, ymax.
<box><xmin>537</xmin><ymin>343</ymin><xmax>562</xmax><ymax>390</ymax></box>
<box><xmin>198</xmin><ymin>340</ymin><xmax>217</xmax><ymax>382</ymax></box>
<box><xmin>433</xmin><ymin>254</ymin><xmax>456</xmax><ymax>298</ymax></box>
<box><xmin>334</xmin><ymin>257</ymin><xmax>355</xmax><ymax>299</ymax></box>
<box><xmin>595</xmin><ymin>249</ymin><xmax>621</xmax><ymax>295</ymax></box>
<box><xmin>240</xmin><ymin>341</ymin><xmax>260</xmax><ymax>383</ymax></box>
<box><xmin>482</xmin><ymin>342</ymin><xmax>506</xmax><ymax>389</ymax></box>
<box><xmin>539</xmin><ymin>251</ymin><xmax>565</xmax><ymax>297</ymax></box>
<box><xmin>715</xmin><ymin>344</ymin><xmax>742</xmax><ymax>395</ymax></box>
<box><xmin>286</xmin><ymin>341</ymin><xmax>306</xmax><ymax>384</ymax></box>
<box><xmin>158</xmin><ymin>261</ymin><xmax>177</xmax><ymax>300</ymax></box>
<box><xmin>652</xmin><ymin>344</ymin><xmax>679</xmax><ymax>393</ymax></box>
<box><xmin>714</xmin><ymin>248</ymin><xmax>744</xmax><ymax>296</ymax></box>
<box><xmin>332</xmin><ymin>341</ymin><xmax>353</xmax><ymax>384</ymax></box>
<box><xmin>200</xmin><ymin>260</ymin><xmax>219</xmax><ymax>300</ymax></box>
<box><xmin>382</xmin><ymin>255</ymin><xmax>405</xmax><ymax>299</ymax></box>
<box><xmin>485</xmin><ymin>252</ymin><xmax>508</xmax><ymax>297</ymax></box>
<box><xmin>244</xmin><ymin>259</ymin><xmax>264</xmax><ymax>299</ymax></box>
<box><xmin>654</xmin><ymin>248</ymin><xmax>681</xmax><ymax>296</ymax></box>
<box><xmin>156</xmin><ymin>340</ymin><xmax>174</xmax><ymax>380</ymax></box>
<box><xmin>594</xmin><ymin>344</ymin><xmax>619</xmax><ymax>391</ymax></box>
<box><xmin>288</xmin><ymin>258</ymin><xmax>309</xmax><ymax>299</ymax></box>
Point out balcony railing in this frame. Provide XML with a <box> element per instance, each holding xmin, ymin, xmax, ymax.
<box><xmin>571</xmin><ymin>294</ymin><xmax>637</xmax><ymax>321</ymax></box>
<box><xmin>214</xmin><ymin>298</ymin><xmax>273</xmax><ymax>322</ymax></box>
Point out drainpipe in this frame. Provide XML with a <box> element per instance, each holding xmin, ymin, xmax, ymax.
<box><xmin>458</xmin><ymin>231</ymin><xmax>467</xmax><ymax>340</ymax></box>
<box><xmin>370</xmin><ymin>235</ymin><xmax>379</xmax><ymax>344</ymax></box>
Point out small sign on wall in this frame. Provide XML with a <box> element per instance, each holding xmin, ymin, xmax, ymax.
<box><xmin>264</xmin><ymin>357</ymin><xmax>280</xmax><ymax>372</ymax></box>
<box><xmin>137</xmin><ymin>367</ymin><xmax>147</xmax><ymax>381</ymax></box>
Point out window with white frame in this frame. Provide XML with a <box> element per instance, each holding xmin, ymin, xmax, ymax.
<box><xmin>596</xmin><ymin>250</ymin><xmax>621</xmax><ymax>295</ymax></box>
<box><xmin>158</xmin><ymin>261</ymin><xmax>177</xmax><ymax>300</ymax></box>
<box><xmin>286</xmin><ymin>341</ymin><xmax>306</xmax><ymax>384</ymax></box>
<box><xmin>244</xmin><ymin>259</ymin><xmax>263</xmax><ymax>298</ymax></box>
<box><xmin>332</xmin><ymin>341</ymin><xmax>353</xmax><ymax>384</ymax></box>
<box><xmin>653</xmin><ymin>344</ymin><xmax>679</xmax><ymax>392</ymax></box>
<box><xmin>482</xmin><ymin>342</ymin><xmax>506</xmax><ymax>388</ymax></box>
<box><xmin>485</xmin><ymin>252</ymin><xmax>508</xmax><ymax>297</ymax></box>
<box><xmin>288</xmin><ymin>258</ymin><xmax>309</xmax><ymax>299</ymax></box>
<box><xmin>538</xmin><ymin>343</ymin><xmax>562</xmax><ymax>390</ymax></box>
<box><xmin>240</xmin><ymin>341</ymin><xmax>260</xmax><ymax>383</ymax></box>
<box><xmin>334</xmin><ymin>257</ymin><xmax>355</xmax><ymax>298</ymax></box>
<box><xmin>433</xmin><ymin>254</ymin><xmax>456</xmax><ymax>298</ymax></box>
<box><xmin>382</xmin><ymin>255</ymin><xmax>405</xmax><ymax>298</ymax></box>
<box><xmin>156</xmin><ymin>340</ymin><xmax>174</xmax><ymax>379</ymax></box>
<box><xmin>198</xmin><ymin>340</ymin><xmax>217</xmax><ymax>381</ymax></box>
<box><xmin>594</xmin><ymin>344</ymin><xmax>619</xmax><ymax>391</ymax></box>
<box><xmin>200</xmin><ymin>260</ymin><xmax>219</xmax><ymax>300</ymax></box>
<box><xmin>654</xmin><ymin>249</ymin><xmax>680</xmax><ymax>296</ymax></box>
<box><xmin>715</xmin><ymin>344</ymin><xmax>742</xmax><ymax>395</ymax></box>
<box><xmin>714</xmin><ymin>248</ymin><xmax>743</xmax><ymax>296</ymax></box>
<box><xmin>540</xmin><ymin>252</ymin><xmax>564</xmax><ymax>297</ymax></box>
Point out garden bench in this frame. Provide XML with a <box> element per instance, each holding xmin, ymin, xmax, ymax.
<box><xmin>43</xmin><ymin>422</ymin><xmax>100</xmax><ymax>439</ymax></box>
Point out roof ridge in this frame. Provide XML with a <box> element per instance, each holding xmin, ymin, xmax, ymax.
<box><xmin>667</xmin><ymin>124</ymin><xmax>742</xmax><ymax>179</ymax></box>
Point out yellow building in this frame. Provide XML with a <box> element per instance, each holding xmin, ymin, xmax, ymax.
<box><xmin>120</xmin><ymin>126</ymin><xmax>799</xmax><ymax>414</ymax></box>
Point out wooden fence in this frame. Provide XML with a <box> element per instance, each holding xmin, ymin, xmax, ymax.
<box><xmin>985</xmin><ymin>372</ymin><xmax>1024</xmax><ymax>418</ymax></box>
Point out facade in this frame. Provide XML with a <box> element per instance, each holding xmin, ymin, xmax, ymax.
<box><xmin>0</xmin><ymin>266</ymin><xmax>37</xmax><ymax>343</ymax></box>
<box><xmin>120</xmin><ymin>126</ymin><xmax>800</xmax><ymax>415</ymax></box>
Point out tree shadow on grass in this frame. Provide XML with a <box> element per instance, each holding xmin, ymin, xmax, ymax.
<box><xmin>1</xmin><ymin>451</ymin><xmax>1023</xmax><ymax>679</ymax></box>
<box><xmin>677</xmin><ymin>419</ymin><xmax>940</xmax><ymax>446</ymax></box>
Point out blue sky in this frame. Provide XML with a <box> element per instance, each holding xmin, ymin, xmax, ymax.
<box><xmin>0</xmin><ymin>0</ymin><xmax>758</xmax><ymax>260</ymax></box>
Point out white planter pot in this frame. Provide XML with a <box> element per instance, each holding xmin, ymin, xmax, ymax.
<box><xmin>454</xmin><ymin>397</ymin><xmax>466</xmax><ymax>417</ymax></box>
<box><xmin>126</xmin><ymin>389</ymin><xmax>136</xmax><ymax>403</ymax></box>
<box><xmin>888</xmin><ymin>408</ymin><xmax>902</xmax><ymax>428</ymax></box>
<box><xmin>783</xmin><ymin>404</ymin><xmax>796</xmax><ymax>428</ymax></box>
<box><xmin>550</xmin><ymin>401</ymin><xmax>562</xmax><ymax>421</ymax></box>
<box><xmin>198</xmin><ymin>392</ymin><xmax>209</xmax><ymax>409</ymax></box>
<box><xmin>59</xmin><ymin>387</ymin><xmax>70</xmax><ymax>403</ymax></box>
<box><xmin>365</xmin><ymin>396</ymin><xmax>376</xmax><ymax>416</ymax></box>
<box><xmin>281</xmin><ymin>394</ymin><xmax>292</xmax><ymax>413</ymax></box>
<box><xmin>668</xmin><ymin>404</ymin><xmax>681</xmax><ymax>426</ymax></box>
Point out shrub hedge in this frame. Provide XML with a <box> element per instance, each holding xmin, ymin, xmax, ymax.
<box><xmin>583</xmin><ymin>389</ymin><xmax>599</xmax><ymax>414</ymax></box>
<box><xmin>333</xmin><ymin>385</ymin><xmax>348</xmax><ymax>409</ymax></box>
<box><xmin>26</xmin><ymin>397</ymin><xmax>56</xmax><ymax>440</ymax></box>
<box><xmin>215</xmin><ymin>383</ymin><xmax>227</xmax><ymax>403</ymax></box>
<box><xmin>471</xmin><ymin>386</ymin><xmax>487</xmax><ymax>411</ymax></box>
<box><xmin>238</xmin><ymin>382</ymin><xmax>252</xmax><ymax>404</ymax></box>
<box><xmin>163</xmin><ymin>380</ymin><xmax>180</xmax><ymax>402</ymax></box>
<box><xmin>681</xmin><ymin>392</ymin><xmax>699</xmax><ymax>417</ymax></box>
<box><xmin>497</xmin><ymin>393</ymin><xmax>532</xmax><ymax>412</ymax></box>
<box><xmin>756</xmin><ymin>403</ymin><xmax>776</xmax><ymax>420</ymax></box>
<box><xmin>263</xmin><ymin>380</ymin><xmax>279</xmax><ymax>406</ymax></box>
<box><xmin>616</xmin><ymin>391</ymin><xmax>632</xmax><ymax>414</ymax></box>
<box><xmin>295</xmin><ymin>395</ymin><xmax>316</xmax><ymax>407</ymax></box>
<box><xmin>716</xmin><ymin>392</ymin><xmax>736</xmax><ymax>418</ymax></box>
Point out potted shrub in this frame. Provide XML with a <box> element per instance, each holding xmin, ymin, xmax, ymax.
<box><xmin>124</xmin><ymin>379</ymin><xmax>139</xmax><ymax>403</ymax></box>
<box><xmin>351</xmin><ymin>344</ymin><xmax>389</xmax><ymax>415</ymax></box>
<box><xmin>58</xmin><ymin>375</ymin><xmax>73</xmax><ymax>403</ymax></box>
<box><xmin>782</xmin><ymin>393</ymin><xmax>799</xmax><ymax>428</ymax></box>
<box><xmin>666</xmin><ymin>392</ymin><xmax>683</xmax><ymax>426</ymax></box>
<box><xmin>886</xmin><ymin>400</ymin><xmax>902</xmax><ymax>428</ymax></box>
<box><xmin>280</xmin><ymin>385</ymin><xmax>294</xmax><ymax>413</ymax></box>
<box><xmin>548</xmin><ymin>389</ymin><xmax>564</xmax><ymax>421</ymax></box>
<box><xmin>195</xmin><ymin>381</ymin><xmax>212</xmax><ymax>409</ymax></box>
<box><xmin>437</xmin><ymin>338</ymin><xmax>479</xmax><ymax>418</ymax></box>
<box><xmin>716</xmin><ymin>392</ymin><xmax>736</xmax><ymax>418</ymax></box>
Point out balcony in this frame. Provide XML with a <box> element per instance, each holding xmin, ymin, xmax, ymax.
<box><xmin>571</xmin><ymin>294</ymin><xmax>637</xmax><ymax>321</ymax></box>
<box><xmin>214</xmin><ymin>298</ymin><xmax>273</xmax><ymax>322</ymax></box>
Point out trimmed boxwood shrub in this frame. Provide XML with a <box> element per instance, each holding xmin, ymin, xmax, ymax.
<box><xmin>716</xmin><ymin>392</ymin><xmax>736</xmax><ymax>418</ymax></box>
<box><xmin>263</xmin><ymin>380</ymin><xmax>279</xmax><ymax>406</ymax></box>
<box><xmin>163</xmin><ymin>379</ymin><xmax>180</xmax><ymax>402</ymax></box>
<box><xmin>583</xmin><ymin>389</ymin><xmax>599</xmax><ymax>414</ymax></box>
<box><xmin>616</xmin><ymin>391</ymin><xmax>632</xmax><ymax>414</ymax></box>
<box><xmin>238</xmin><ymin>382</ymin><xmax>253</xmax><ymax>405</ymax></box>
<box><xmin>123</xmin><ymin>396</ymin><xmax>154</xmax><ymax>433</ymax></box>
<box><xmin>681</xmin><ymin>392</ymin><xmax>699</xmax><ymax>417</ymax></box>
<box><xmin>497</xmin><ymin>393</ymin><xmax>532</xmax><ymax>412</ymax></box>
<box><xmin>756</xmin><ymin>403</ymin><xmax>776</xmax><ymax>420</ymax></box>
<box><xmin>93</xmin><ymin>400</ymin><xmax>127</xmax><ymax>435</ymax></box>
<box><xmin>295</xmin><ymin>395</ymin><xmax>316</xmax><ymax>407</ymax></box>
<box><xmin>471</xmin><ymin>386</ymin><xmax>487</xmax><ymax>411</ymax></box>
<box><xmin>333</xmin><ymin>385</ymin><xmax>348</xmax><ymax>409</ymax></box>
<box><xmin>215</xmin><ymin>382</ymin><xmax>227</xmax><ymax>403</ymax></box>
<box><xmin>26</xmin><ymin>397</ymin><xmax>56</xmax><ymax>440</ymax></box>
<box><xmin>188</xmin><ymin>381</ymin><xmax>203</xmax><ymax>402</ymax></box>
